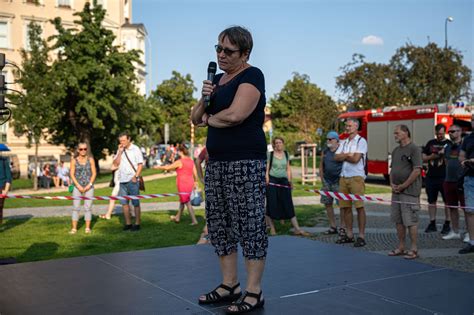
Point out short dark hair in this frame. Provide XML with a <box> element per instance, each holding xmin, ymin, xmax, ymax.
<box><xmin>218</xmin><ymin>26</ymin><xmax>253</xmax><ymax>60</ymax></box>
<box><xmin>449</xmin><ymin>123</ymin><xmax>461</xmax><ymax>130</ymax></box>
<box><xmin>272</xmin><ymin>136</ymin><xmax>284</xmax><ymax>146</ymax></box>
<box><xmin>435</xmin><ymin>123</ymin><xmax>446</xmax><ymax>133</ymax></box>
<box><xmin>118</xmin><ymin>131</ymin><xmax>131</xmax><ymax>140</ymax></box>
<box><xmin>396</xmin><ymin>124</ymin><xmax>411</xmax><ymax>138</ymax></box>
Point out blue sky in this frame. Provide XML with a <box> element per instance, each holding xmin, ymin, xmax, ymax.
<box><xmin>133</xmin><ymin>0</ymin><xmax>473</xmax><ymax>101</ymax></box>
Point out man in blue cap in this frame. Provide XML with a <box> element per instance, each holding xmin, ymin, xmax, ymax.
<box><xmin>0</xmin><ymin>144</ymin><xmax>12</xmax><ymax>224</ymax></box>
<box><xmin>319</xmin><ymin>131</ymin><xmax>344</xmax><ymax>234</ymax></box>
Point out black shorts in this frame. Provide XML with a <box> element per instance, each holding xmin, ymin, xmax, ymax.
<box><xmin>425</xmin><ymin>177</ymin><xmax>446</xmax><ymax>204</ymax></box>
<box><xmin>205</xmin><ymin>159</ymin><xmax>268</xmax><ymax>260</ymax></box>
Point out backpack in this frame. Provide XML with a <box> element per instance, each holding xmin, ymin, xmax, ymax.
<box><xmin>356</xmin><ymin>136</ymin><xmax>368</xmax><ymax>176</ymax></box>
<box><xmin>269</xmin><ymin>150</ymin><xmax>289</xmax><ymax>170</ymax></box>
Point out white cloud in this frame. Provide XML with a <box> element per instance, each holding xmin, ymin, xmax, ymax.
<box><xmin>361</xmin><ymin>35</ymin><xmax>384</xmax><ymax>46</ymax></box>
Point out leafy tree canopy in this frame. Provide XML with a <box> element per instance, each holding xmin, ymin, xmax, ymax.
<box><xmin>336</xmin><ymin>43</ymin><xmax>472</xmax><ymax>109</ymax></box>
<box><xmin>148</xmin><ymin>71</ymin><xmax>197</xmax><ymax>144</ymax></box>
<box><xmin>270</xmin><ymin>73</ymin><xmax>337</xmax><ymax>147</ymax></box>
<box><xmin>47</xmin><ymin>1</ymin><xmax>147</xmax><ymax>160</ymax></box>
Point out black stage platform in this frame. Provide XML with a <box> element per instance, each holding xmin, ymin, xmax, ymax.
<box><xmin>0</xmin><ymin>236</ymin><xmax>473</xmax><ymax>314</ymax></box>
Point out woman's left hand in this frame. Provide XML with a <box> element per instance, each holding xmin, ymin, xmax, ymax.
<box><xmin>196</xmin><ymin>113</ymin><xmax>210</xmax><ymax>127</ymax></box>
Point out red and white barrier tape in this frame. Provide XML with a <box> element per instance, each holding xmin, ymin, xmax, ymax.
<box><xmin>268</xmin><ymin>182</ymin><xmax>473</xmax><ymax>210</ymax></box>
<box><xmin>0</xmin><ymin>192</ymin><xmax>188</xmax><ymax>201</ymax></box>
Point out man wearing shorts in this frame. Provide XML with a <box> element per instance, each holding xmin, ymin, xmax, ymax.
<box><xmin>389</xmin><ymin>125</ymin><xmax>422</xmax><ymax>260</ymax></box>
<box><xmin>334</xmin><ymin>118</ymin><xmax>368</xmax><ymax>247</ymax></box>
<box><xmin>459</xmin><ymin>120</ymin><xmax>474</xmax><ymax>254</ymax></box>
<box><xmin>113</xmin><ymin>131</ymin><xmax>144</xmax><ymax>231</ymax></box>
<box><xmin>422</xmin><ymin>123</ymin><xmax>451</xmax><ymax>234</ymax></box>
<box><xmin>319</xmin><ymin>131</ymin><xmax>343</xmax><ymax>235</ymax></box>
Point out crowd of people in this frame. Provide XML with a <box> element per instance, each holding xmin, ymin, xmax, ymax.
<box><xmin>319</xmin><ymin>119</ymin><xmax>474</xmax><ymax>258</ymax></box>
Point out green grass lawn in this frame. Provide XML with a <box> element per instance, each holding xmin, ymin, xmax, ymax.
<box><xmin>0</xmin><ymin>205</ymin><xmax>325</xmax><ymax>263</ymax></box>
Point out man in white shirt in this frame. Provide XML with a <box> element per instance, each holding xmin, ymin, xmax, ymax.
<box><xmin>334</xmin><ymin>118</ymin><xmax>368</xmax><ymax>247</ymax></box>
<box><xmin>113</xmin><ymin>131</ymin><xmax>144</xmax><ymax>231</ymax></box>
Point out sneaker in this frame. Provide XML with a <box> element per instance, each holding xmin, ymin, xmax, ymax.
<box><xmin>442</xmin><ymin>231</ymin><xmax>461</xmax><ymax>240</ymax></box>
<box><xmin>123</xmin><ymin>224</ymin><xmax>132</xmax><ymax>231</ymax></box>
<box><xmin>458</xmin><ymin>244</ymin><xmax>474</xmax><ymax>254</ymax></box>
<box><xmin>464</xmin><ymin>233</ymin><xmax>471</xmax><ymax>243</ymax></box>
<box><xmin>425</xmin><ymin>221</ymin><xmax>437</xmax><ymax>233</ymax></box>
<box><xmin>440</xmin><ymin>222</ymin><xmax>451</xmax><ymax>235</ymax></box>
<box><xmin>131</xmin><ymin>224</ymin><xmax>141</xmax><ymax>232</ymax></box>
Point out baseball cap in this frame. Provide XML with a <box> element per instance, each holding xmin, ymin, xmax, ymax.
<box><xmin>326</xmin><ymin>131</ymin><xmax>339</xmax><ymax>140</ymax></box>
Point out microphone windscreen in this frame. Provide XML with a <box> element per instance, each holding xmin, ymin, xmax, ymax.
<box><xmin>207</xmin><ymin>61</ymin><xmax>217</xmax><ymax>74</ymax></box>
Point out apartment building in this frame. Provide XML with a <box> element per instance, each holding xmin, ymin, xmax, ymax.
<box><xmin>0</xmin><ymin>0</ymin><xmax>147</xmax><ymax>177</ymax></box>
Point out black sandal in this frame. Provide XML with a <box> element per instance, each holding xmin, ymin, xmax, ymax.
<box><xmin>335</xmin><ymin>235</ymin><xmax>355</xmax><ymax>244</ymax></box>
<box><xmin>198</xmin><ymin>283</ymin><xmax>242</xmax><ymax>305</ymax></box>
<box><xmin>324</xmin><ymin>226</ymin><xmax>338</xmax><ymax>235</ymax></box>
<box><xmin>354</xmin><ymin>237</ymin><xmax>366</xmax><ymax>247</ymax></box>
<box><xmin>226</xmin><ymin>290</ymin><xmax>265</xmax><ymax>314</ymax></box>
<box><xmin>338</xmin><ymin>227</ymin><xmax>347</xmax><ymax>237</ymax></box>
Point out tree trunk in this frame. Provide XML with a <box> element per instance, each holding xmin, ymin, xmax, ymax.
<box><xmin>33</xmin><ymin>141</ymin><xmax>39</xmax><ymax>190</ymax></box>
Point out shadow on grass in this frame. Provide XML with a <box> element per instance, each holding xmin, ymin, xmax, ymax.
<box><xmin>0</xmin><ymin>215</ymin><xmax>32</xmax><ymax>233</ymax></box>
<box><xmin>17</xmin><ymin>242</ymin><xmax>60</xmax><ymax>262</ymax></box>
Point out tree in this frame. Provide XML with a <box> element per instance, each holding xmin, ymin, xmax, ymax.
<box><xmin>336</xmin><ymin>54</ymin><xmax>408</xmax><ymax>110</ymax></box>
<box><xmin>10</xmin><ymin>22</ymin><xmax>56</xmax><ymax>190</ymax></box>
<box><xmin>47</xmin><ymin>1</ymin><xmax>146</xmax><ymax>166</ymax></box>
<box><xmin>270</xmin><ymin>73</ymin><xmax>337</xmax><ymax>149</ymax></box>
<box><xmin>148</xmin><ymin>71</ymin><xmax>197</xmax><ymax>144</ymax></box>
<box><xmin>336</xmin><ymin>44</ymin><xmax>472</xmax><ymax>109</ymax></box>
<box><xmin>390</xmin><ymin>43</ymin><xmax>471</xmax><ymax>105</ymax></box>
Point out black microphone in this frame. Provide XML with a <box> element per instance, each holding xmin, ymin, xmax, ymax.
<box><xmin>204</xmin><ymin>61</ymin><xmax>217</xmax><ymax>107</ymax></box>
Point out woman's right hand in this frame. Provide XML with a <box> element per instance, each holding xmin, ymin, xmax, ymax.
<box><xmin>201</xmin><ymin>80</ymin><xmax>214</xmax><ymax>99</ymax></box>
<box><xmin>265</xmin><ymin>175</ymin><xmax>270</xmax><ymax>185</ymax></box>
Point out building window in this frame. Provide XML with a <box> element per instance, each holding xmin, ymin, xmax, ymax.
<box><xmin>95</xmin><ymin>0</ymin><xmax>106</xmax><ymax>8</ymax></box>
<box><xmin>0</xmin><ymin>21</ymin><xmax>8</xmax><ymax>48</ymax></box>
<box><xmin>57</xmin><ymin>0</ymin><xmax>72</xmax><ymax>8</ymax></box>
<box><xmin>25</xmin><ymin>0</ymin><xmax>41</xmax><ymax>4</ymax></box>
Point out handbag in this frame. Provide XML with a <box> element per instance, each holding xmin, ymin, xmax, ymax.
<box><xmin>68</xmin><ymin>184</ymin><xmax>74</xmax><ymax>193</ymax></box>
<box><xmin>109</xmin><ymin>170</ymin><xmax>115</xmax><ymax>188</ymax></box>
<box><xmin>190</xmin><ymin>188</ymin><xmax>203</xmax><ymax>206</ymax></box>
<box><xmin>123</xmin><ymin>150</ymin><xmax>145</xmax><ymax>191</ymax></box>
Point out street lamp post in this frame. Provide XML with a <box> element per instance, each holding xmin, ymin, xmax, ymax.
<box><xmin>445</xmin><ymin>16</ymin><xmax>454</xmax><ymax>49</ymax></box>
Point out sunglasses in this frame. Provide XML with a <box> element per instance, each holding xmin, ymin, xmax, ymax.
<box><xmin>327</xmin><ymin>138</ymin><xmax>336</xmax><ymax>141</ymax></box>
<box><xmin>448</xmin><ymin>130</ymin><xmax>460</xmax><ymax>133</ymax></box>
<box><xmin>215</xmin><ymin>45</ymin><xmax>240</xmax><ymax>56</ymax></box>
<box><xmin>78</xmin><ymin>148</ymin><xmax>87</xmax><ymax>151</ymax></box>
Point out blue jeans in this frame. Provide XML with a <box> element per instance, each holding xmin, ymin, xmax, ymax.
<box><xmin>464</xmin><ymin>176</ymin><xmax>474</xmax><ymax>214</ymax></box>
<box><xmin>119</xmin><ymin>181</ymin><xmax>140</xmax><ymax>207</ymax></box>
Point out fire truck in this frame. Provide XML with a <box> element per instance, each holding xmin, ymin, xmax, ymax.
<box><xmin>337</xmin><ymin>103</ymin><xmax>472</xmax><ymax>180</ymax></box>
